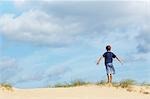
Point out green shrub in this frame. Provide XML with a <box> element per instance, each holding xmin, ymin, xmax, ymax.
<box><xmin>0</xmin><ymin>83</ymin><xmax>13</xmax><ymax>91</ymax></box>
<box><xmin>53</xmin><ymin>80</ymin><xmax>90</xmax><ymax>88</ymax></box>
<box><xmin>96</xmin><ymin>80</ymin><xmax>106</xmax><ymax>85</ymax></box>
<box><xmin>141</xmin><ymin>82</ymin><xmax>150</xmax><ymax>86</ymax></box>
<box><xmin>119</xmin><ymin>79</ymin><xmax>135</xmax><ymax>88</ymax></box>
<box><xmin>54</xmin><ymin>82</ymin><xmax>71</xmax><ymax>88</ymax></box>
<box><xmin>70</xmin><ymin>80</ymin><xmax>90</xmax><ymax>87</ymax></box>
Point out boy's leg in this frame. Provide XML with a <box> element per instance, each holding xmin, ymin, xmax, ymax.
<box><xmin>106</xmin><ymin>64</ymin><xmax>114</xmax><ymax>84</ymax></box>
<box><xmin>109</xmin><ymin>64</ymin><xmax>115</xmax><ymax>83</ymax></box>
<box><xmin>106</xmin><ymin>74</ymin><xmax>113</xmax><ymax>87</ymax></box>
<box><xmin>107</xmin><ymin>74</ymin><xmax>111</xmax><ymax>83</ymax></box>
<box><xmin>107</xmin><ymin>74</ymin><xmax>113</xmax><ymax>83</ymax></box>
<box><xmin>107</xmin><ymin>74</ymin><xmax>109</xmax><ymax>83</ymax></box>
<box><xmin>110</xmin><ymin>74</ymin><xmax>112</xmax><ymax>83</ymax></box>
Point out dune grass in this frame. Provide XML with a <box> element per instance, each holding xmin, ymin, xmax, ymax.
<box><xmin>51</xmin><ymin>79</ymin><xmax>146</xmax><ymax>88</ymax></box>
<box><xmin>70</xmin><ymin>80</ymin><xmax>90</xmax><ymax>86</ymax></box>
<box><xmin>96</xmin><ymin>80</ymin><xmax>106</xmax><ymax>85</ymax></box>
<box><xmin>117</xmin><ymin>79</ymin><xmax>136</xmax><ymax>88</ymax></box>
<box><xmin>96</xmin><ymin>79</ymin><xmax>136</xmax><ymax>88</ymax></box>
<box><xmin>53</xmin><ymin>82</ymin><xmax>71</xmax><ymax>88</ymax></box>
<box><xmin>53</xmin><ymin>80</ymin><xmax>91</xmax><ymax>88</ymax></box>
<box><xmin>141</xmin><ymin>82</ymin><xmax>150</xmax><ymax>86</ymax></box>
<box><xmin>0</xmin><ymin>83</ymin><xmax>13</xmax><ymax>91</ymax></box>
<box><xmin>1</xmin><ymin>79</ymin><xmax>149</xmax><ymax>90</ymax></box>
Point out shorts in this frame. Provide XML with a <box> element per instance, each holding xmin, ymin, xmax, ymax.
<box><xmin>105</xmin><ymin>63</ymin><xmax>115</xmax><ymax>75</ymax></box>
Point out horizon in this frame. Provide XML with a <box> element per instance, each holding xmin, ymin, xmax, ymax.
<box><xmin>0</xmin><ymin>0</ymin><xmax>150</xmax><ymax>88</ymax></box>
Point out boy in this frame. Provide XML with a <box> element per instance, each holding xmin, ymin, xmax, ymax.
<box><xmin>97</xmin><ymin>45</ymin><xmax>122</xmax><ymax>84</ymax></box>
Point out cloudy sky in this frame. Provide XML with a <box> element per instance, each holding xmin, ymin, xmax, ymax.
<box><xmin>0</xmin><ymin>0</ymin><xmax>150</xmax><ymax>88</ymax></box>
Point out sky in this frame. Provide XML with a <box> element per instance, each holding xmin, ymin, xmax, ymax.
<box><xmin>0</xmin><ymin>0</ymin><xmax>150</xmax><ymax>88</ymax></box>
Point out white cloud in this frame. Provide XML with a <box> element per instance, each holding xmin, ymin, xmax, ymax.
<box><xmin>0</xmin><ymin>10</ymin><xmax>83</xmax><ymax>46</ymax></box>
<box><xmin>13</xmin><ymin>0</ymin><xmax>26</xmax><ymax>7</ymax></box>
<box><xmin>1</xmin><ymin>1</ymin><xmax>149</xmax><ymax>47</ymax></box>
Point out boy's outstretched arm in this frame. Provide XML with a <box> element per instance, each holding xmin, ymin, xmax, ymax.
<box><xmin>97</xmin><ymin>56</ymin><xmax>103</xmax><ymax>65</ymax></box>
<box><xmin>116</xmin><ymin>56</ymin><xmax>123</xmax><ymax>64</ymax></box>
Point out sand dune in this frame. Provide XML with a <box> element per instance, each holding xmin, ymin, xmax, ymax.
<box><xmin>0</xmin><ymin>85</ymin><xmax>150</xmax><ymax>99</ymax></box>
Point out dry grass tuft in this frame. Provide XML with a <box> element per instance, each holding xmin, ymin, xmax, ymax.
<box><xmin>0</xmin><ymin>83</ymin><xmax>13</xmax><ymax>91</ymax></box>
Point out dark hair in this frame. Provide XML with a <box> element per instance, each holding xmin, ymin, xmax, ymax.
<box><xmin>106</xmin><ymin>45</ymin><xmax>111</xmax><ymax>51</ymax></box>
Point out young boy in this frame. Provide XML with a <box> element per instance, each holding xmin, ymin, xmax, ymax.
<box><xmin>97</xmin><ymin>45</ymin><xmax>122</xmax><ymax>84</ymax></box>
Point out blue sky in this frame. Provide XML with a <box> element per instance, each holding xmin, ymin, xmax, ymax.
<box><xmin>0</xmin><ymin>0</ymin><xmax>150</xmax><ymax>88</ymax></box>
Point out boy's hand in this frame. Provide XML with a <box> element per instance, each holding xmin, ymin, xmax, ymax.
<box><xmin>96</xmin><ymin>56</ymin><xmax>102</xmax><ymax>65</ymax></box>
<box><xmin>116</xmin><ymin>57</ymin><xmax>123</xmax><ymax>65</ymax></box>
<box><xmin>97</xmin><ymin>62</ymin><xmax>99</xmax><ymax>65</ymax></box>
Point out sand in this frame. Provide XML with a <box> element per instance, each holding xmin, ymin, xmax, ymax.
<box><xmin>0</xmin><ymin>85</ymin><xmax>150</xmax><ymax>99</ymax></box>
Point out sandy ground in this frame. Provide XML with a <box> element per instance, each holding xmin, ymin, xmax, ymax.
<box><xmin>0</xmin><ymin>85</ymin><xmax>150</xmax><ymax>99</ymax></box>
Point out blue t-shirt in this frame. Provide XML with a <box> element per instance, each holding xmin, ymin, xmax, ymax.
<box><xmin>103</xmin><ymin>51</ymin><xmax>116</xmax><ymax>65</ymax></box>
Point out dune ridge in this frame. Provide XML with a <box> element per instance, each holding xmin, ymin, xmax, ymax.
<box><xmin>0</xmin><ymin>84</ymin><xmax>150</xmax><ymax>99</ymax></box>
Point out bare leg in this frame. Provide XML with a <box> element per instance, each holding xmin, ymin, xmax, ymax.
<box><xmin>110</xmin><ymin>74</ymin><xmax>112</xmax><ymax>83</ymax></box>
<box><xmin>106</xmin><ymin>74</ymin><xmax>112</xmax><ymax>87</ymax></box>
<box><xmin>107</xmin><ymin>74</ymin><xmax>110</xmax><ymax>83</ymax></box>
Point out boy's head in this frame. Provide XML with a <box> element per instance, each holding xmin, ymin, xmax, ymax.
<box><xmin>106</xmin><ymin>45</ymin><xmax>111</xmax><ymax>51</ymax></box>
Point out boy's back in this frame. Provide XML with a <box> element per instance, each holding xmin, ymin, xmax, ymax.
<box><xmin>103</xmin><ymin>51</ymin><xmax>116</xmax><ymax>65</ymax></box>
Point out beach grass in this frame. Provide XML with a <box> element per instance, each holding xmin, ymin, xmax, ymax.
<box><xmin>118</xmin><ymin>79</ymin><xmax>135</xmax><ymax>88</ymax></box>
<box><xmin>0</xmin><ymin>83</ymin><xmax>13</xmax><ymax>91</ymax></box>
<box><xmin>53</xmin><ymin>80</ymin><xmax>91</xmax><ymax>88</ymax></box>
<box><xmin>96</xmin><ymin>80</ymin><xmax>106</xmax><ymax>85</ymax></box>
<box><xmin>51</xmin><ymin>79</ymin><xmax>142</xmax><ymax>88</ymax></box>
<box><xmin>1</xmin><ymin>79</ymin><xmax>149</xmax><ymax>90</ymax></box>
<box><xmin>141</xmin><ymin>82</ymin><xmax>150</xmax><ymax>86</ymax></box>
